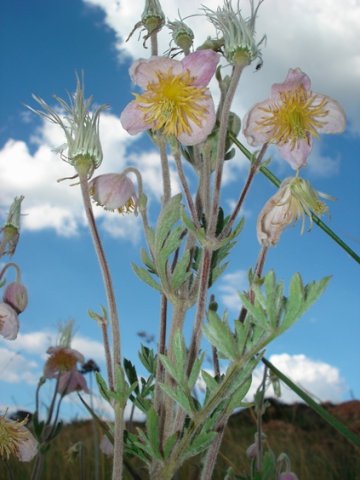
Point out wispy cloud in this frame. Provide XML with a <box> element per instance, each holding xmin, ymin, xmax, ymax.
<box><xmin>217</xmin><ymin>269</ymin><xmax>248</xmax><ymax>312</ymax></box>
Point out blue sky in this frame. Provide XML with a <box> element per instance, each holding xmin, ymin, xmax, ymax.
<box><xmin>1</xmin><ymin>0</ymin><xmax>359</xmax><ymax>418</ymax></box>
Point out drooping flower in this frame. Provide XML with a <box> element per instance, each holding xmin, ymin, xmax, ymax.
<box><xmin>89</xmin><ymin>173</ymin><xmax>137</xmax><ymax>214</ymax></box>
<box><xmin>203</xmin><ymin>0</ymin><xmax>265</xmax><ymax>66</ymax></box>
<box><xmin>44</xmin><ymin>346</ymin><xmax>85</xmax><ymax>379</ymax></box>
<box><xmin>0</xmin><ymin>196</ymin><xmax>24</xmax><ymax>257</ymax></box>
<box><xmin>100</xmin><ymin>434</ymin><xmax>114</xmax><ymax>456</ymax></box>
<box><xmin>3</xmin><ymin>281</ymin><xmax>28</xmax><ymax>313</ymax></box>
<box><xmin>28</xmin><ymin>79</ymin><xmax>107</xmax><ymax>179</ymax></box>
<box><xmin>0</xmin><ymin>414</ymin><xmax>38</xmax><ymax>462</ymax></box>
<box><xmin>120</xmin><ymin>49</ymin><xmax>219</xmax><ymax>146</ymax></box>
<box><xmin>57</xmin><ymin>369</ymin><xmax>89</xmax><ymax>396</ymax></box>
<box><xmin>243</xmin><ymin>68</ymin><xmax>346</xmax><ymax>169</ymax></box>
<box><xmin>257</xmin><ymin>176</ymin><xmax>333</xmax><ymax>246</ymax></box>
<box><xmin>0</xmin><ymin>303</ymin><xmax>19</xmax><ymax>340</ymax></box>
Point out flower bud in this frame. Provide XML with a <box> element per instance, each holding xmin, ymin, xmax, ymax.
<box><xmin>0</xmin><ymin>302</ymin><xmax>19</xmax><ymax>340</ymax></box>
<box><xmin>167</xmin><ymin>19</ymin><xmax>194</xmax><ymax>52</ymax></box>
<box><xmin>0</xmin><ymin>196</ymin><xmax>24</xmax><ymax>257</ymax></box>
<box><xmin>89</xmin><ymin>173</ymin><xmax>137</xmax><ymax>214</ymax></box>
<box><xmin>3</xmin><ymin>282</ymin><xmax>28</xmax><ymax>313</ymax></box>
<box><xmin>142</xmin><ymin>0</ymin><xmax>165</xmax><ymax>35</ymax></box>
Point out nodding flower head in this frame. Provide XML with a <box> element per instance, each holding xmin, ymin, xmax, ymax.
<box><xmin>203</xmin><ymin>0</ymin><xmax>266</xmax><ymax>66</ymax></box>
<box><xmin>44</xmin><ymin>346</ymin><xmax>85</xmax><ymax>378</ymax></box>
<box><xmin>28</xmin><ymin>78</ymin><xmax>107</xmax><ymax>179</ymax></box>
<box><xmin>257</xmin><ymin>176</ymin><xmax>334</xmax><ymax>247</ymax></box>
<box><xmin>0</xmin><ymin>303</ymin><xmax>19</xmax><ymax>341</ymax></box>
<box><xmin>89</xmin><ymin>173</ymin><xmax>137</xmax><ymax>214</ymax></box>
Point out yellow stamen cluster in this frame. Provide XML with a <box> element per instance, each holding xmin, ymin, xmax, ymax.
<box><xmin>0</xmin><ymin>415</ymin><xmax>28</xmax><ymax>460</ymax></box>
<box><xmin>117</xmin><ymin>198</ymin><xmax>136</xmax><ymax>215</ymax></box>
<box><xmin>135</xmin><ymin>69</ymin><xmax>209</xmax><ymax>137</ymax></box>
<box><xmin>46</xmin><ymin>350</ymin><xmax>78</xmax><ymax>373</ymax></box>
<box><xmin>257</xmin><ymin>86</ymin><xmax>329</xmax><ymax>148</ymax></box>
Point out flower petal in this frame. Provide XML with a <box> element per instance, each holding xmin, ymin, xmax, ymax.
<box><xmin>243</xmin><ymin>99</ymin><xmax>274</xmax><ymax>146</ymax></box>
<box><xmin>0</xmin><ymin>303</ymin><xmax>19</xmax><ymax>340</ymax></box>
<box><xmin>181</xmin><ymin>50</ymin><xmax>220</xmax><ymax>86</ymax></box>
<box><xmin>278</xmin><ymin>138</ymin><xmax>312</xmax><ymax>170</ymax></box>
<box><xmin>177</xmin><ymin>94</ymin><xmax>216</xmax><ymax>146</ymax></box>
<box><xmin>271</xmin><ymin>68</ymin><xmax>311</xmax><ymax>98</ymax></box>
<box><xmin>316</xmin><ymin>96</ymin><xmax>346</xmax><ymax>134</ymax></box>
<box><xmin>130</xmin><ymin>57</ymin><xmax>182</xmax><ymax>88</ymax></box>
<box><xmin>120</xmin><ymin>100</ymin><xmax>154</xmax><ymax>135</ymax></box>
<box><xmin>17</xmin><ymin>428</ymin><xmax>38</xmax><ymax>462</ymax></box>
<box><xmin>57</xmin><ymin>370</ymin><xmax>89</xmax><ymax>395</ymax></box>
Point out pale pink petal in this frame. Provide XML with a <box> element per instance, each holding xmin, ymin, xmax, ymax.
<box><xmin>57</xmin><ymin>370</ymin><xmax>89</xmax><ymax>395</ymax></box>
<box><xmin>17</xmin><ymin>428</ymin><xmax>38</xmax><ymax>462</ymax></box>
<box><xmin>0</xmin><ymin>303</ymin><xmax>19</xmax><ymax>340</ymax></box>
<box><xmin>100</xmin><ymin>435</ymin><xmax>114</xmax><ymax>456</ymax></box>
<box><xmin>315</xmin><ymin>96</ymin><xmax>346</xmax><ymax>134</ymax></box>
<box><xmin>181</xmin><ymin>50</ymin><xmax>220</xmax><ymax>86</ymax></box>
<box><xmin>120</xmin><ymin>100</ymin><xmax>154</xmax><ymax>135</ymax></box>
<box><xmin>130</xmin><ymin>57</ymin><xmax>182</xmax><ymax>88</ymax></box>
<box><xmin>89</xmin><ymin>174</ymin><xmax>135</xmax><ymax>210</ymax></box>
<box><xmin>243</xmin><ymin>99</ymin><xmax>274</xmax><ymax>146</ymax></box>
<box><xmin>278</xmin><ymin>138</ymin><xmax>312</xmax><ymax>170</ymax></box>
<box><xmin>177</xmin><ymin>94</ymin><xmax>216</xmax><ymax>145</ymax></box>
<box><xmin>46</xmin><ymin>346</ymin><xmax>84</xmax><ymax>364</ymax></box>
<box><xmin>272</xmin><ymin>68</ymin><xmax>311</xmax><ymax>98</ymax></box>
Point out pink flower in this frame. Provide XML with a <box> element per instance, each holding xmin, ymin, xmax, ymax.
<box><xmin>57</xmin><ymin>369</ymin><xmax>89</xmax><ymax>396</ymax></box>
<box><xmin>243</xmin><ymin>68</ymin><xmax>346</xmax><ymax>169</ymax></box>
<box><xmin>3</xmin><ymin>282</ymin><xmax>28</xmax><ymax>313</ymax></box>
<box><xmin>44</xmin><ymin>346</ymin><xmax>84</xmax><ymax>378</ymax></box>
<box><xmin>120</xmin><ymin>50</ymin><xmax>219</xmax><ymax>145</ymax></box>
<box><xmin>0</xmin><ymin>303</ymin><xmax>19</xmax><ymax>340</ymax></box>
<box><xmin>0</xmin><ymin>415</ymin><xmax>38</xmax><ymax>462</ymax></box>
<box><xmin>278</xmin><ymin>473</ymin><xmax>299</xmax><ymax>480</ymax></box>
<box><xmin>89</xmin><ymin>173</ymin><xmax>137</xmax><ymax>214</ymax></box>
<box><xmin>99</xmin><ymin>434</ymin><xmax>114</xmax><ymax>456</ymax></box>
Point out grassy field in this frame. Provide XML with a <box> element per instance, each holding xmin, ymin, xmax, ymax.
<box><xmin>2</xmin><ymin>399</ymin><xmax>360</xmax><ymax>479</ymax></box>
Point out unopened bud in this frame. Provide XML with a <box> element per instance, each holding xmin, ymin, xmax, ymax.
<box><xmin>3</xmin><ymin>282</ymin><xmax>28</xmax><ymax>313</ymax></box>
<box><xmin>168</xmin><ymin>20</ymin><xmax>194</xmax><ymax>52</ymax></box>
<box><xmin>0</xmin><ymin>196</ymin><xmax>24</xmax><ymax>257</ymax></box>
<box><xmin>142</xmin><ymin>0</ymin><xmax>165</xmax><ymax>35</ymax></box>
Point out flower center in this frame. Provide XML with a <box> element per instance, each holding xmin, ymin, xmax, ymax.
<box><xmin>135</xmin><ymin>68</ymin><xmax>209</xmax><ymax>137</ymax></box>
<box><xmin>46</xmin><ymin>350</ymin><xmax>77</xmax><ymax>373</ymax></box>
<box><xmin>256</xmin><ymin>86</ymin><xmax>329</xmax><ymax>148</ymax></box>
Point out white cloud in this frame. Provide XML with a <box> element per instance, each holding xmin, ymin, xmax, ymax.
<box><xmin>248</xmin><ymin>353</ymin><xmax>347</xmax><ymax>403</ymax></box>
<box><xmin>0</xmin><ymin>347</ymin><xmax>39</xmax><ymax>384</ymax></box>
<box><xmin>83</xmin><ymin>0</ymin><xmax>360</xmax><ymax>138</ymax></box>
<box><xmin>217</xmin><ymin>269</ymin><xmax>248</xmax><ymax>311</ymax></box>
<box><xmin>0</xmin><ymin>112</ymin><xmax>179</xmax><ymax>240</ymax></box>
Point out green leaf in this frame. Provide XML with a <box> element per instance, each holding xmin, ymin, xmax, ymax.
<box><xmin>146</xmin><ymin>407</ymin><xmax>162</xmax><ymax>460</ymax></box>
<box><xmin>188</xmin><ymin>352</ymin><xmax>204</xmax><ymax>390</ymax></box>
<box><xmin>139</xmin><ymin>345</ymin><xmax>157</xmax><ymax>375</ymax></box>
<box><xmin>159</xmin><ymin>354</ymin><xmax>182</xmax><ymax>385</ymax></box>
<box><xmin>203</xmin><ymin>310</ymin><xmax>237</xmax><ymax>360</ymax></box>
<box><xmin>163</xmin><ymin>432</ymin><xmax>179</xmax><ymax>459</ymax></box>
<box><xmin>140</xmin><ymin>248</ymin><xmax>157</xmax><ymax>274</ymax></box>
<box><xmin>131</xmin><ymin>263</ymin><xmax>162</xmax><ymax>292</ymax></box>
<box><xmin>95</xmin><ymin>372</ymin><xmax>112</xmax><ymax>404</ymax></box>
<box><xmin>182</xmin><ymin>431</ymin><xmax>217</xmax><ymax>461</ymax></box>
<box><xmin>171</xmin><ymin>249</ymin><xmax>191</xmax><ymax>291</ymax></box>
<box><xmin>155</xmin><ymin>193</ymin><xmax>182</xmax><ymax>251</ymax></box>
<box><xmin>159</xmin><ymin>383</ymin><xmax>194</xmax><ymax>416</ymax></box>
